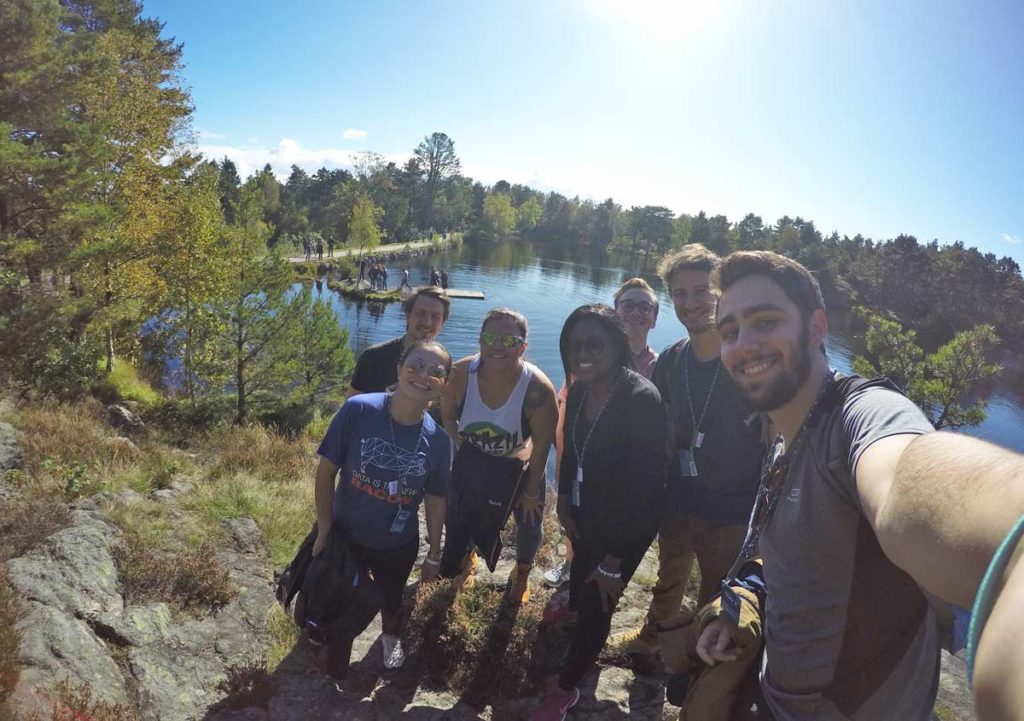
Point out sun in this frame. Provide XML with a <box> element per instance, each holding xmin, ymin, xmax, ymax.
<box><xmin>585</xmin><ymin>0</ymin><xmax>723</xmax><ymax>43</ymax></box>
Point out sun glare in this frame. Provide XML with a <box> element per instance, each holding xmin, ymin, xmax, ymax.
<box><xmin>586</xmin><ymin>0</ymin><xmax>722</xmax><ymax>43</ymax></box>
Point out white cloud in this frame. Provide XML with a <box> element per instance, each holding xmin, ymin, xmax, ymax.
<box><xmin>195</xmin><ymin>138</ymin><xmax>407</xmax><ymax>180</ymax></box>
<box><xmin>197</xmin><ymin>129</ymin><xmax>226</xmax><ymax>140</ymax></box>
<box><xmin>342</xmin><ymin>128</ymin><xmax>368</xmax><ymax>140</ymax></box>
<box><xmin>1000</xmin><ymin>233</ymin><xmax>1022</xmax><ymax>245</ymax></box>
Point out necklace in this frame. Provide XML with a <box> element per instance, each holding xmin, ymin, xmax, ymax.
<box><xmin>683</xmin><ymin>341</ymin><xmax>721</xmax><ymax>448</ymax></box>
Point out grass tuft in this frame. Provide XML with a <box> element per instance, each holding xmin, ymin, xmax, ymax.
<box><xmin>216</xmin><ymin>658</ymin><xmax>275</xmax><ymax>710</ymax></box>
<box><xmin>405</xmin><ymin>580</ymin><xmax>543</xmax><ymax>703</ymax></box>
<box><xmin>115</xmin><ymin>537</ymin><xmax>238</xmax><ymax>615</ymax></box>
<box><xmin>94</xmin><ymin>359</ymin><xmax>160</xmax><ymax>406</ymax></box>
<box><xmin>0</xmin><ymin>498</ymin><xmax>71</xmax><ymax>562</ymax></box>
<box><xmin>22</xmin><ymin>680</ymin><xmax>140</xmax><ymax>721</ymax></box>
<box><xmin>265</xmin><ymin>604</ymin><xmax>300</xmax><ymax>672</ymax></box>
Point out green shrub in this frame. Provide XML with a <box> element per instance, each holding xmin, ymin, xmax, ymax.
<box><xmin>93</xmin><ymin>359</ymin><xmax>160</xmax><ymax>406</ymax></box>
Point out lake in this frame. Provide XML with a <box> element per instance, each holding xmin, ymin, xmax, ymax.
<box><xmin>305</xmin><ymin>238</ymin><xmax>1024</xmax><ymax>454</ymax></box>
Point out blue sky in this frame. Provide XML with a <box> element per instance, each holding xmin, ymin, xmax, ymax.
<box><xmin>147</xmin><ymin>0</ymin><xmax>1024</xmax><ymax>263</ymax></box>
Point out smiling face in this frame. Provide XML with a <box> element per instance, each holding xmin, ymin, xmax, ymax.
<box><xmin>668</xmin><ymin>268</ymin><xmax>716</xmax><ymax>335</ymax></box>
<box><xmin>716</xmin><ymin>274</ymin><xmax>824</xmax><ymax>412</ymax></box>
<box><xmin>405</xmin><ymin>295</ymin><xmax>446</xmax><ymax>342</ymax></box>
<box><xmin>479</xmin><ymin>316</ymin><xmax>526</xmax><ymax>369</ymax></box>
<box><xmin>396</xmin><ymin>345</ymin><xmax>449</xmax><ymax>403</ymax></box>
<box><xmin>566</xmin><ymin>318</ymin><xmax>616</xmax><ymax>385</ymax></box>
<box><xmin>615</xmin><ymin>287</ymin><xmax>658</xmax><ymax>339</ymax></box>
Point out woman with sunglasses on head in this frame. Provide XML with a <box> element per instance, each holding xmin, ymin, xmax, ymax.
<box><xmin>313</xmin><ymin>340</ymin><xmax>453</xmax><ymax>684</ymax></box>
<box><xmin>531</xmin><ymin>304</ymin><xmax>668</xmax><ymax>721</ymax></box>
<box><xmin>439</xmin><ymin>307</ymin><xmax>558</xmax><ymax>604</ymax></box>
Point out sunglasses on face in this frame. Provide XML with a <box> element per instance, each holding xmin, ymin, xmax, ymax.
<box><xmin>568</xmin><ymin>335</ymin><xmax>607</xmax><ymax>357</ymax></box>
<box><xmin>618</xmin><ymin>300</ymin><xmax>656</xmax><ymax>315</ymax></box>
<box><xmin>480</xmin><ymin>331</ymin><xmax>525</xmax><ymax>349</ymax></box>
<box><xmin>403</xmin><ymin>358</ymin><xmax>449</xmax><ymax>381</ymax></box>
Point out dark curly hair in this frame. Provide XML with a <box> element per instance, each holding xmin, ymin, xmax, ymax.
<box><xmin>558</xmin><ymin>304</ymin><xmax>635</xmax><ymax>388</ymax></box>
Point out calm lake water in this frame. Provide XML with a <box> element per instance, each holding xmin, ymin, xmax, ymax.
<box><xmin>306</xmin><ymin>238</ymin><xmax>1024</xmax><ymax>454</ymax></box>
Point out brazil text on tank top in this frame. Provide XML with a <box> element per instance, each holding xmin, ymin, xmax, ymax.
<box><xmin>458</xmin><ymin>356</ymin><xmax>536</xmax><ymax>461</ymax></box>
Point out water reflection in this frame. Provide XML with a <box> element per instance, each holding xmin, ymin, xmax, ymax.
<box><xmin>304</xmin><ymin>238</ymin><xmax>1024</xmax><ymax>453</ymax></box>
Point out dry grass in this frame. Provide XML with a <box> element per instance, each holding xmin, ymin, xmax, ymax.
<box><xmin>405</xmin><ymin>580</ymin><xmax>543</xmax><ymax>703</ymax></box>
<box><xmin>21</xmin><ymin>681</ymin><xmax>140</xmax><ymax>721</ymax></box>
<box><xmin>0</xmin><ymin>498</ymin><xmax>72</xmax><ymax>563</ymax></box>
<box><xmin>264</xmin><ymin>604</ymin><xmax>300</xmax><ymax>672</ymax></box>
<box><xmin>204</xmin><ymin>425</ymin><xmax>314</xmax><ymax>486</ymax></box>
<box><xmin>115</xmin><ymin>537</ymin><xmax>238</xmax><ymax>615</ymax></box>
<box><xmin>16</xmin><ymin>399</ymin><xmax>133</xmax><ymax>489</ymax></box>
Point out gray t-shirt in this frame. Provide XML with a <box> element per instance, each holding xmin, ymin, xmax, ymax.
<box><xmin>759</xmin><ymin>377</ymin><xmax>939</xmax><ymax>720</ymax></box>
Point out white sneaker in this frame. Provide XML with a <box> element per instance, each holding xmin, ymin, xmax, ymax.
<box><xmin>542</xmin><ymin>560</ymin><xmax>571</xmax><ymax>589</ymax></box>
<box><xmin>381</xmin><ymin>633</ymin><xmax>405</xmax><ymax>669</ymax></box>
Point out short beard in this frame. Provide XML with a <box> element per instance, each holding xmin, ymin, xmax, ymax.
<box><xmin>742</xmin><ymin>326</ymin><xmax>813</xmax><ymax>412</ymax></box>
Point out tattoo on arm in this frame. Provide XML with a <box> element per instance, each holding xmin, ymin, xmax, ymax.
<box><xmin>524</xmin><ymin>378</ymin><xmax>548</xmax><ymax>411</ymax></box>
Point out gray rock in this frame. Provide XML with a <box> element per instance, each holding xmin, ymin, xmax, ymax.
<box><xmin>128</xmin><ymin>643</ymin><xmax>225</xmax><ymax>721</ymax></box>
<box><xmin>207</xmin><ymin>710</ymin><xmax>269</xmax><ymax>721</ymax></box>
<box><xmin>223</xmin><ymin>517</ymin><xmax>266</xmax><ymax>557</ymax></box>
<box><xmin>7</xmin><ymin>511</ymin><xmax>123</xmax><ymax>618</ymax></box>
<box><xmin>0</xmin><ymin>420</ymin><xmax>22</xmax><ymax>472</ymax></box>
<box><xmin>107</xmin><ymin>404</ymin><xmax>145</xmax><ymax>433</ymax></box>
<box><xmin>102</xmin><ymin>435</ymin><xmax>142</xmax><ymax>457</ymax></box>
<box><xmin>934</xmin><ymin>651</ymin><xmax>976</xmax><ymax>720</ymax></box>
<box><xmin>10</xmin><ymin>601</ymin><xmax>129</xmax><ymax>712</ymax></box>
<box><xmin>93</xmin><ymin>603</ymin><xmax>172</xmax><ymax>647</ymax></box>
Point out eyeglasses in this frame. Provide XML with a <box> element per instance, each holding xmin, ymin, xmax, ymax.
<box><xmin>618</xmin><ymin>300</ymin><xmax>656</xmax><ymax>315</ymax></box>
<box><xmin>567</xmin><ymin>335</ymin><xmax>607</xmax><ymax>357</ymax></box>
<box><xmin>480</xmin><ymin>331</ymin><xmax>525</xmax><ymax>349</ymax></box>
<box><xmin>403</xmin><ymin>359</ymin><xmax>449</xmax><ymax>381</ymax></box>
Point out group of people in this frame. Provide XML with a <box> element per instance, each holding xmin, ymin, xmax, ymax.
<box><xmin>306</xmin><ymin>249</ymin><xmax>1024</xmax><ymax>721</ymax></box>
<box><xmin>303</xmin><ymin>236</ymin><xmax>333</xmax><ymax>261</ymax></box>
<box><xmin>429</xmin><ymin>265</ymin><xmax>450</xmax><ymax>289</ymax></box>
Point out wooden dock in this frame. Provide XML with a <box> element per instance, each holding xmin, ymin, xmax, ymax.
<box><xmin>443</xmin><ymin>289</ymin><xmax>484</xmax><ymax>300</ymax></box>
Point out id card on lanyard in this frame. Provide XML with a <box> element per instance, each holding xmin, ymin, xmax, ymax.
<box><xmin>572</xmin><ymin>466</ymin><xmax>583</xmax><ymax>507</ymax></box>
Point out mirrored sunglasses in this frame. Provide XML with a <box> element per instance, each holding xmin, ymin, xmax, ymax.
<box><xmin>403</xmin><ymin>358</ymin><xmax>449</xmax><ymax>380</ymax></box>
<box><xmin>480</xmin><ymin>331</ymin><xmax>525</xmax><ymax>349</ymax></box>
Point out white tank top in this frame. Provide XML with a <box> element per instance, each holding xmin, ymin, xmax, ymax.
<box><xmin>459</xmin><ymin>356</ymin><xmax>536</xmax><ymax>460</ymax></box>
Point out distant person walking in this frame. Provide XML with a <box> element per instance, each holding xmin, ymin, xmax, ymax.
<box><xmin>327</xmin><ymin>238</ymin><xmax>335</xmax><ymax>257</ymax></box>
<box><xmin>316</xmin><ymin>238</ymin><xmax>324</xmax><ymax>261</ymax></box>
<box><xmin>430</xmin><ymin>266</ymin><xmax>441</xmax><ymax>287</ymax></box>
<box><xmin>381</xmin><ymin>264</ymin><xmax>389</xmax><ymax>290</ymax></box>
<box><xmin>303</xmin><ymin>237</ymin><xmax>312</xmax><ymax>262</ymax></box>
<box><xmin>399</xmin><ymin>268</ymin><xmax>412</xmax><ymax>292</ymax></box>
<box><xmin>440</xmin><ymin>269</ymin><xmax>450</xmax><ymax>290</ymax></box>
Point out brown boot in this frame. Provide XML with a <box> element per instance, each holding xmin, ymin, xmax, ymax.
<box><xmin>505</xmin><ymin>562</ymin><xmax>532</xmax><ymax>606</ymax></box>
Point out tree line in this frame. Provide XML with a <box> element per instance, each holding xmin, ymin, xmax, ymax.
<box><xmin>2</xmin><ymin>0</ymin><xmax>1019</xmax><ymax>429</ymax></box>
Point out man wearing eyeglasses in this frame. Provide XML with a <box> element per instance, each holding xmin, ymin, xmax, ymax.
<box><xmin>613</xmin><ymin>277</ymin><xmax>661</xmax><ymax>379</ymax></box>
<box><xmin>347</xmin><ymin>286</ymin><xmax>452</xmax><ymax>398</ymax></box>
<box><xmin>612</xmin><ymin>245</ymin><xmax>764</xmax><ymax>661</ymax></box>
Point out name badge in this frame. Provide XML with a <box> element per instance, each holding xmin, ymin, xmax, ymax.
<box><xmin>695</xmin><ymin>431</ymin><xmax>705</xmax><ymax>449</ymax></box>
<box><xmin>720</xmin><ymin>580</ymin><xmax>742</xmax><ymax>626</ymax></box>
<box><xmin>387</xmin><ymin>480</ymin><xmax>400</xmax><ymax>497</ymax></box>
<box><xmin>679</xmin><ymin>448</ymin><xmax>698</xmax><ymax>478</ymax></box>
<box><xmin>572</xmin><ymin>466</ymin><xmax>583</xmax><ymax>507</ymax></box>
<box><xmin>390</xmin><ymin>508</ymin><xmax>413</xmax><ymax>534</ymax></box>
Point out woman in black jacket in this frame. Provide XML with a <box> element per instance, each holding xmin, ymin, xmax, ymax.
<box><xmin>531</xmin><ymin>304</ymin><xmax>668</xmax><ymax>721</ymax></box>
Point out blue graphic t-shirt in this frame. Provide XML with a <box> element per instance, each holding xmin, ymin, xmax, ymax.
<box><xmin>317</xmin><ymin>393</ymin><xmax>452</xmax><ymax>550</ymax></box>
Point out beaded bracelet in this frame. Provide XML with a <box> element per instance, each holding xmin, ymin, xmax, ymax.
<box><xmin>966</xmin><ymin>512</ymin><xmax>1024</xmax><ymax>685</ymax></box>
<box><xmin>597</xmin><ymin>566</ymin><xmax>622</xmax><ymax>579</ymax></box>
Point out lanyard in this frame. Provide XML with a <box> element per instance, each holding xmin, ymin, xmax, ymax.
<box><xmin>682</xmin><ymin>341</ymin><xmax>721</xmax><ymax>446</ymax></box>
<box><xmin>571</xmin><ymin>371</ymin><xmax>624</xmax><ymax>467</ymax></box>
<box><xmin>386</xmin><ymin>393</ymin><xmax>426</xmax><ymax>486</ymax></box>
<box><xmin>725</xmin><ymin>371</ymin><xmax>835</xmax><ymax>580</ymax></box>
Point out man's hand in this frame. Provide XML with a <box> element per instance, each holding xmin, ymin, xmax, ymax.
<box><xmin>586</xmin><ymin>567</ymin><xmax>625</xmax><ymax>613</ymax></box>
<box><xmin>518</xmin><ymin>492</ymin><xmax>543</xmax><ymax>526</ymax></box>
<box><xmin>696</xmin><ymin>618</ymin><xmax>740</xmax><ymax>666</ymax></box>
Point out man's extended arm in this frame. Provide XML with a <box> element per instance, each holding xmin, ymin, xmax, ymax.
<box><xmin>857</xmin><ymin>432</ymin><xmax>1024</xmax><ymax>721</ymax></box>
<box><xmin>856</xmin><ymin>432</ymin><xmax>1024</xmax><ymax>608</ymax></box>
<box><xmin>313</xmin><ymin>456</ymin><xmax>338</xmax><ymax>555</ymax></box>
